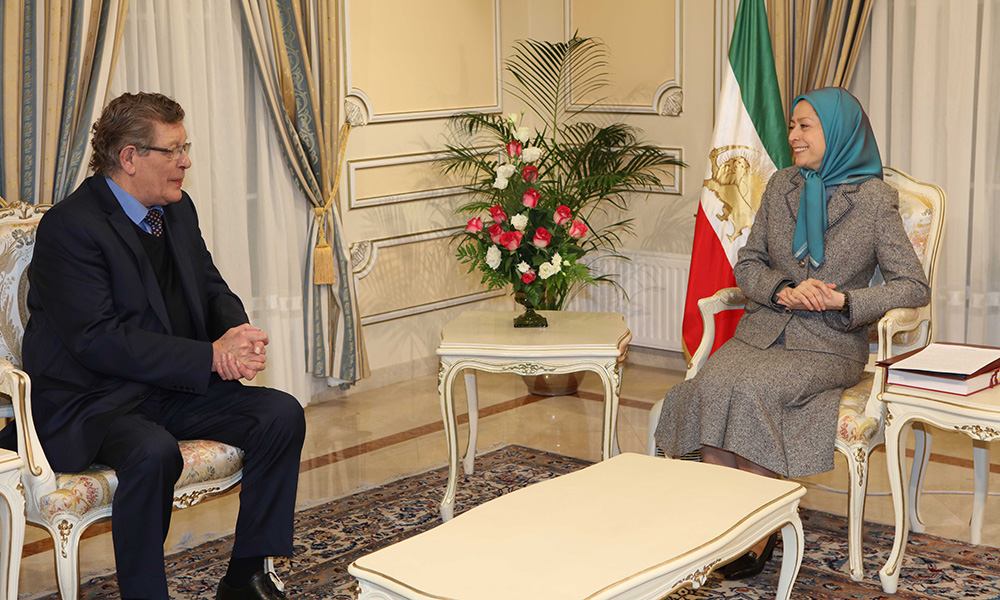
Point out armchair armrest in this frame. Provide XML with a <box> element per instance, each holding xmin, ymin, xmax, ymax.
<box><xmin>688</xmin><ymin>287</ymin><xmax>747</xmax><ymax>378</ymax></box>
<box><xmin>0</xmin><ymin>358</ymin><xmax>57</xmax><ymax>502</ymax></box>
<box><xmin>876</xmin><ymin>305</ymin><xmax>931</xmax><ymax>362</ymax></box>
<box><xmin>863</xmin><ymin>304</ymin><xmax>931</xmax><ymax>421</ymax></box>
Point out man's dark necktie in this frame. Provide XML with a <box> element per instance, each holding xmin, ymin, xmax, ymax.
<box><xmin>143</xmin><ymin>209</ymin><xmax>164</xmax><ymax>237</ymax></box>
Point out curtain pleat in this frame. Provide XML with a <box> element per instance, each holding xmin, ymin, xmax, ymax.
<box><xmin>767</xmin><ymin>0</ymin><xmax>874</xmax><ymax>116</ymax></box>
<box><xmin>239</xmin><ymin>0</ymin><xmax>367</xmax><ymax>384</ymax></box>
<box><xmin>0</xmin><ymin>0</ymin><xmax>127</xmax><ymax>207</ymax></box>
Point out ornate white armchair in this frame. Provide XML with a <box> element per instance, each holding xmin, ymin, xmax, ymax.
<box><xmin>0</xmin><ymin>202</ymin><xmax>245</xmax><ymax>599</ymax></box>
<box><xmin>647</xmin><ymin>167</ymin><xmax>945</xmax><ymax>581</ymax></box>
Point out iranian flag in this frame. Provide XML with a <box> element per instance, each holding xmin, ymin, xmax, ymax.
<box><xmin>681</xmin><ymin>0</ymin><xmax>790</xmax><ymax>357</ymax></box>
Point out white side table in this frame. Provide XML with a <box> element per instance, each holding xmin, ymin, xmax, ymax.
<box><xmin>878</xmin><ymin>384</ymin><xmax>998</xmax><ymax>593</ymax></box>
<box><xmin>0</xmin><ymin>449</ymin><xmax>24</xmax><ymax>600</ymax></box>
<box><xmin>436</xmin><ymin>310</ymin><xmax>631</xmax><ymax>521</ymax></box>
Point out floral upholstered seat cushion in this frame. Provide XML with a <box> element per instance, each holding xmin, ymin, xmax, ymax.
<box><xmin>38</xmin><ymin>440</ymin><xmax>243</xmax><ymax>521</ymax></box>
<box><xmin>837</xmin><ymin>372</ymin><xmax>878</xmax><ymax>445</ymax></box>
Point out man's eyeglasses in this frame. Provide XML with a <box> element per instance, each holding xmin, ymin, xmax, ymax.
<box><xmin>140</xmin><ymin>141</ymin><xmax>192</xmax><ymax>161</ymax></box>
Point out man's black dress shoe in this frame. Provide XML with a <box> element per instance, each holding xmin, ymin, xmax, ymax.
<box><xmin>216</xmin><ymin>570</ymin><xmax>287</xmax><ymax>600</ymax></box>
<box><xmin>718</xmin><ymin>533</ymin><xmax>778</xmax><ymax>580</ymax></box>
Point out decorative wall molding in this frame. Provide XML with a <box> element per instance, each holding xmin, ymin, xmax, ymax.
<box><xmin>351</xmin><ymin>227</ymin><xmax>505</xmax><ymax>325</ymax></box>
<box><xmin>347</xmin><ymin>148</ymin><xmax>490</xmax><ymax>210</ymax></box>
<box><xmin>635</xmin><ymin>147</ymin><xmax>684</xmax><ymax>195</ymax></box>
<box><xmin>564</xmin><ymin>0</ymin><xmax>684</xmax><ymax>116</ymax></box>
<box><xmin>341</xmin><ymin>0</ymin><xmax>502</xmax><ymax>124</ymax></box>
<box><xmin>344</xmin><ymin>93</ymin><xmax>370</xmax><ymax>127</ymax></box>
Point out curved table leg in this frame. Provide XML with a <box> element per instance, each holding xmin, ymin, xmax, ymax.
<box><xmin>879</xmin><ymin>413</ymin><xmax>912</xmax><ymax>593</ymax></box>
<box><xmin>0</xmin><ymin>469</ymin><xmax>23</xmax><ymax>600</ymax></box>
<box><xmin>438</xmin><ymin>362</ymin><xmax>460</xmax><ymax>521</ymax></box>
<box><xmin>462</xmin><ymin>371</ymin><xmax>479</xmax><ymax>476</ymax></box>
<box><xmin>775</xmin><ymin>517</ymin><xmax>804</xmax><ymax>600</ymax></box>
<box><xmin>907</xmin><ymin>423</ymin><xmax>931</xmax><ymax>534</ymax></box>
<box><xmin>971</xmin><ymin>440</ymin><xmax>989</xmax><ymax>545</ymax></box>
<box><xmin>596</xmin><ymin>362</ymin><xmax>621</xmax><ymax>460</ymax></box>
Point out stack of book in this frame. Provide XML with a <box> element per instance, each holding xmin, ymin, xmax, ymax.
<box><xmin>877</xmin><ymin>342</ymin><xmax>1000</xmax><ymax>396</ymax></box>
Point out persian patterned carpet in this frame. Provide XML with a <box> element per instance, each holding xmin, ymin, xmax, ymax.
<box><xmin>48</xmin><ymin>445</ymin><xmax>999</xmax><ymax>599</ymax></box>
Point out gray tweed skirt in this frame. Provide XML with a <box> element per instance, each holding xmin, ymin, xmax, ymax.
<box><xmin>653</xmin><ymin>336</ymin><xmax>863</xmax><ymax>478</ymax></box>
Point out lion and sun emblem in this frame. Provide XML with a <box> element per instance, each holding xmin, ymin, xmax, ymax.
<box><xmin>703</xmin><ymin>144</ymin><xmax>772</xmax><ymax>241</ymax></box>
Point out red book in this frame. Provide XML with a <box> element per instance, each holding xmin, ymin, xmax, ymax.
<box><xmin>876</xmin><ymin>343</ymin><xmax>1000</xmax><ymax>397</ymax></box>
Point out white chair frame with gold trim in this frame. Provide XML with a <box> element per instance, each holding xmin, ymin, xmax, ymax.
<box><xmin>0</xmin><ymin>201</ymin><xmax>260</xmax><ymax>599</ymax></box>
<box><xmin>646</xmin><ymin>167</ymin><xmax>946</xmax><ymax>581</ymax></box>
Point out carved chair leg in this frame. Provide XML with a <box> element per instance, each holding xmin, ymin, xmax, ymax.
<box><xmin>845</xmin><ymin>445</ymin><xmax>870</xmax><ymax>581</ymax></box>
<box><xmin>48</xmin><ymin>519</ymin><xmax>82</xmax><ymax>600</ymax></box>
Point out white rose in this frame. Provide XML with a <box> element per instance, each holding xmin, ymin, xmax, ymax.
<box><xmin>514</xmin><ymin>126</ymin><xmax>532</xmax><ymax>143</ymax></box>
<box><xmin>511</xmin><ymin>213</ymin><xmax>528</xmax><ymax>231</ymax></box>
<box><xmin>507</xmin><ymin>112</ymin><xmax>519</xmax><ymax>124</ymax></box>
<box><xmin>517</xmin><ymin>261</ymin><xmax>530</xmax><ymax>273</ymax></box>
<box><xmin>522</xmin><ymin>146</ymin><xmax>542</xmax><ymax>163</ymax></box>
<box><xmin>492</xmin><ymin>177</ymin><xmax>509</xmax><ymax>190</ymax></box>
<box><xmin>486</xmin><ymin>245</ymin><xmax>502</xmax><ymax>269</ymax></box>
<box><xmin>539</xmin><ymin>261</ymin><xmax>559</xmax><ymax>280</ymax></box>
<box><xmin>496</xmin><ymin>164</ymin><xmax>516</xmax><ymax>179</ymax></box>
<box><xmin>551</xmin><ymin>252</ymin><xmax>562</xmax><ymax>267</ymax></box>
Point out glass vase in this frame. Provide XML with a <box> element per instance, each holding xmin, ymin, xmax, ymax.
<box><xmin>513</xmin><ymin>292</ymin><xmax>548</xmax><ymax>328</ymax></box>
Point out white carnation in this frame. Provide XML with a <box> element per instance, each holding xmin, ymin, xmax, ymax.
<box><xmin>511</xmin><ymin>213</ymin><xmax>528</xmax><ymax>231</ymax></box>
<box><xmin>539</xmin><ymin>261</ymin><xmax>560</xmax><ymax>280</ymax></box>
<box><xmin>496</xmin><ymin>164</ymin><xmax>516</xmax><ymax>179</ymax></box>
<box><xmin>517</xmin><ymin>261</ymin><xmax>530</xmax><ymax>273</ymax></box>
<box><xmin>507</xmin><ymin>112</ymin><xmax>519</xmax><ymax>124</ymax></box>
<box><xmin>522</xmin><ymin>146</ymin><xmax>542</xmax><ymax>163</ymax></box>
<box><xmin>485</xmin><ymin>245</ymin><xmax>502</xmax><ymax>269</ymax></box>
<box><xmin>514</xmin><ymin>126</ymin><xmax>532</xmax><ymax>143</ymax></box>
<box><xmin>551</xmin><ymin>252</ymin><xmax>562</xmax><ymax>267</ymax></box>
<box><xmin>492</xmin><ymin>177</ymin><xmax>509</xmax><ymax>190</ymax></box>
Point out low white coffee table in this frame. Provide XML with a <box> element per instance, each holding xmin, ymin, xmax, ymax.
<box><xmin>350</xmin><ymin>453</ymin><xmax>806</xmax><ymax>600</ymax></box>
<box><xmin>436</xmin><ymin>310</ymin><xmax>631</xmax><ymax>521</ymax></box>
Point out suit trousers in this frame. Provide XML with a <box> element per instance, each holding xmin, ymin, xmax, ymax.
<box><xmin>95</xmin><ymin>378</ymin><xmax>306</xmax><ymax>600</ymax></box>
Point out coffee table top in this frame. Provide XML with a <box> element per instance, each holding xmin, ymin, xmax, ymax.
<box><xmin>351</xmin><ymin>453</ymin><xmax>804</xmax><ymax>599</ymax></box>
<box><xmin>438</xmin><ymin>310</ymin><xmax>631</xmax><ymax>358</ymax></box>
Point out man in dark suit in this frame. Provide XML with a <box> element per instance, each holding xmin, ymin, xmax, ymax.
<box><xmin>18</xmin><ymin>92</ymin><xmax>304</xmax><ymax>599</ymax></box>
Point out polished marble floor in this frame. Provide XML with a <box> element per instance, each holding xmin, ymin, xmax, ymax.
<box><xmin>16</xmin><ymin>359</ymin><xmax>1000</xmax><ymax>597</ymax></box>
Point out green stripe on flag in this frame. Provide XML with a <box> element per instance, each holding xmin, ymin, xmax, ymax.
<box><xmin>729</xmin><ymin>0</ymin><xmax>790</xmax><ymax>170</ymax></box>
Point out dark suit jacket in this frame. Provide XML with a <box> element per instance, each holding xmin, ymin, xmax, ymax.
<box><xmin>17</xmin><ymin>175</ymin><xmax>248</xmax><ymax>472</ymax></box>
<box><xmin>732</xmin><ymin>167</ymin><xmax>931</xmax><ymax>364</ymax></box>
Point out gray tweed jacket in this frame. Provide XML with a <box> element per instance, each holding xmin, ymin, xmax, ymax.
<box><xmin>732</xmin><ymin>167</ymin><xmax>931</xmax><ymax>364</ymax></box>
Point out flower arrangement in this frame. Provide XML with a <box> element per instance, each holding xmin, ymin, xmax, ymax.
<box><xmin>442</xmin><ymin>36</ymin><xmax>684</xmax><ymax>326</ymax></box>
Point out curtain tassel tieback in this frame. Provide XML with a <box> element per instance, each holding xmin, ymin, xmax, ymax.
<box><xmin>312</xmin><ymin>122</ymin><xmax>353</xmax><ymax>286</ymax></box>
<box><xmin>313</xmin><ymin>206</ymin><xmax>336</xmax><ymax>286</ymax></box>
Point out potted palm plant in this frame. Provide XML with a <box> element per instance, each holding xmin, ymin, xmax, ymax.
<box><xmin>442</xmin><ymin>35</ymin><xmax>684</xmax><ymax>392</ymax></box>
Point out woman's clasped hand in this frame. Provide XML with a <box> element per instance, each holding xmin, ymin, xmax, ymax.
<box><xmin>776</xmin><ymin>278</ymin><xmax>845</xmax><ymax>311</ymax></box>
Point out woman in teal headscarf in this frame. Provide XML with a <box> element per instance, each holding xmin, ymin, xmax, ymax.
<box><xmin>653</xmin><ymin>88</ymin><xmax>930</xmax><ymax>579</ymax></box>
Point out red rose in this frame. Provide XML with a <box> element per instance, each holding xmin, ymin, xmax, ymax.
<box><xmin>521</xmin><ymin>165</ymin><xmax>539</xmax><ymax>183</ymax></box>
<box><xmin>499</xmin><ymin>230</ymin><xmax>523</xmax><ymax>251</ymax></box>
<box><xmin>506</xmin><ymin>140</ymin><xmax>523</xmax><ymax>158</ymax></box>
<box><xmin>568</xmin><ymin>219</ymin><xmax>588</xmax><ymax>239</ymax></box>
<box><xmin>554</xmin><ymin>204</ymin><xmax>572</xmax><ymax>225</ymax></box>
<box><xmin>488</xmin><ymin>223</ymin><xmax>503</xmax><ymax>244</ymax></box>
<box><xmin>521</xmin><ymin>271</ymin><xmax>537</xmax><ymax>284</ymax></box>
<box><xmin>465</xmin><ymin>217</ymin><xmax>483</xmax><ymax>233</ymax></box>
<box><xmin>532</xmin><ymin>227</ymin><xmax>552</xmax><ymax>248</ymax></box>
<box><xmin>521</xmin><ymin>165</ymin><xmax>538</xmax><ymax>183</ymax></box>
<box><xmin>522</xmin><ymin>188</ymin><xmax>540</xmax><ymax>208</ymax></box>
<box><xmin>488</xmin><ymin>204</ymin><xmax>507</xmax><ymax>223</ymax></box>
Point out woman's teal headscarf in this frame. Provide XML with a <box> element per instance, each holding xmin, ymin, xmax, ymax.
<box><xmin>791</xmin><ymin>88</ymin><xmax>882</xmax><ymax>267</ymax></box>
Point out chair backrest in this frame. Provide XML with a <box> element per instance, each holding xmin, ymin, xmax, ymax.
<box><xmin>880</xmin><ymin>167</ymin><xmax>946</xmax><ymax>349</ymax></box>
<box><xmin>0</xmin><ymin>202</ymin><xmax>48</xmax><ymax>368</ymax></box>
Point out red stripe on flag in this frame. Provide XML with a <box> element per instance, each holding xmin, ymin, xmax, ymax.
<box><xmin>682</xmin><ymin>204</ymin><xmax>744</xmax><ymax>357</ymax></box>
